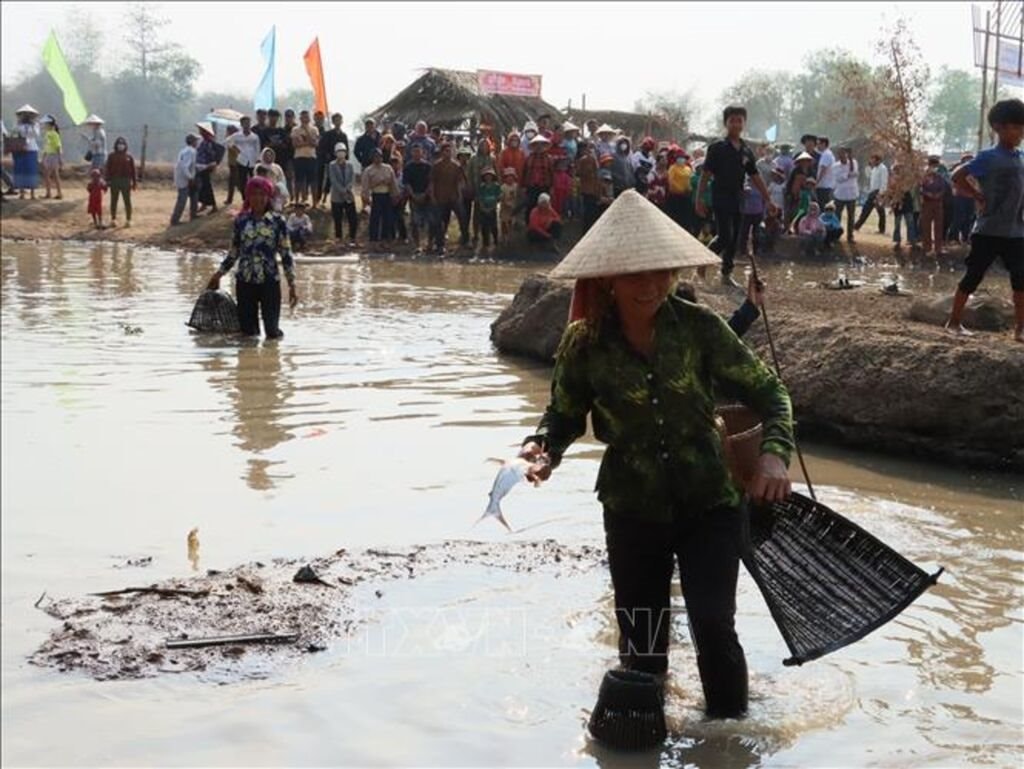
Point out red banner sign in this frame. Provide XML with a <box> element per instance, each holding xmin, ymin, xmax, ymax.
<box><xmin>477</xmin><ymin>70</ymin><xmax>542</xmax><ymax>98</ymax></box>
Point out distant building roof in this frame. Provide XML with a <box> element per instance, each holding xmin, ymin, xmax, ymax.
<box><xmin>369</xmin><ymin>68</ymin><xmax>563</xmax><ymax>136</ymax></box>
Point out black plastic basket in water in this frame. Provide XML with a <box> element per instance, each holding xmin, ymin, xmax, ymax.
<box><xmin>587</xmin><ymin>670</ymin><xmax>667</xmax><ymax>751</ymax></box>
<box><xmin>186</xmin><ymin>290</ymin><xmax>240</xmax><ymax>333</ymax></box>
<box><xmin>744</xmin><ymin>491</ymin><xmax>943</xmax><ymax>667</ymax></box>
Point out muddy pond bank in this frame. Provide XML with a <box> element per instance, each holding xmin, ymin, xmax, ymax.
<box><xmin>491</xmin><ymin>275</ymin><xmax>1024</xmax><ymax>471</ymax></box>
<box><xmin>33</xmin><ymin>540</ymin><xmax>603</xmax><ymax>682</ymax></box>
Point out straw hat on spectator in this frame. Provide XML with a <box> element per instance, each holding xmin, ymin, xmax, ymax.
<box><xmin>550</xmin><ymin>190</ymin><xmax>720</xmax><ymax>279</ymax></box>
<box><xmin>82</xmin><ymin>114</ymin><xmax>104</xmax><ymax>125</ymax></box>
<box><xmin>595</xmin><ymin>123</ymin><xmax>616</xmax><ymax>136</ymax></box>
<box><xmin>15</xmin><ymin>104</ymin><xmax>39</xmax><ymax>116</ymax></box>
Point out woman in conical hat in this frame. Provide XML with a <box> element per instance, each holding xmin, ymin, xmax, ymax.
<box><xmin>517</xmin><ymin>190</ymin><xmax>794</xmax><ymax>719</ymax></box>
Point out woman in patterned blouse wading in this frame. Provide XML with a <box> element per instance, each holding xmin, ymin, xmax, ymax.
<box><xmin>206</xmin><ymin>176</ymin><xmax>299</xmax><ymax>338</ymax></box>
<box><xmin>518</xmin><ymin>190</ymin><xmax>795</xmax><ymax>719</ymax></box>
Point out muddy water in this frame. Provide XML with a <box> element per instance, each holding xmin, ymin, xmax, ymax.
<box><xmin>1</xmin><ymin>240</ymin><xmax>1020</xmax><ymax>767</ymax></box>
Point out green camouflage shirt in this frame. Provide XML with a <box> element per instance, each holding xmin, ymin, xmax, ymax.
<box><xmin>525</xmin><ymin>295</ymin><xmax>794</xmax><ymax>522</ymax></box>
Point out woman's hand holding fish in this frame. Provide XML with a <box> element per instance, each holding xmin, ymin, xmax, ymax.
<box><xmin>519</xmin><ymin>442</ymin><xmax>552</xmax><ymax>484</ymax></box>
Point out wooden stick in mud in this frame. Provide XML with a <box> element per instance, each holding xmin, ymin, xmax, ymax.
<box><xmin>90</xmin><ymin>586</ymin><xmax>210</xmax><ymax>599</ymax></box>
<box><xmin>165</xmin><ymin>632</ymin><xmax>299</xmax><ymax>650</ymax></box>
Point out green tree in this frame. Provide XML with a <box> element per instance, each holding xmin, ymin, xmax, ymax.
<box><xmin>719</xmin><ymin>70</ymin><xmax>793</xmax><ymax>140</ymax></box>
<box><xmin>277</xmin><ymin>88</ymin><xmax>316</xmax><ymax>112</ymax></box>
<box><xmin>633</xmin><ymin>88</ymin><xmax>700</xmax><ymax>137</ymax></box>
<box><xmin>59</xmin><ymin>10</ymin><xmax>106</xmax><ymax>75</ymax></box>
<box><xmin>789</xmin><ymin>48</ymin><xmax>869</xmax><ymax>143</ymax></box>
<box><xmin>928</xmin><ymin>67</ymin><xmax>1015</xmax><ymax>151</ymax></box>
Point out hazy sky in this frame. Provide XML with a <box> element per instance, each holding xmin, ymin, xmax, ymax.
<box><xmin>1</xmin><ymin>1</ymin><xmax>982</xmax><ymax>128</ymax></box>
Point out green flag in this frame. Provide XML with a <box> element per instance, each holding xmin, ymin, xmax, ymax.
<box><xmin>41</xmin><ymin>30</ymin><xmax>87</xmax><ymax>125</ymax></box>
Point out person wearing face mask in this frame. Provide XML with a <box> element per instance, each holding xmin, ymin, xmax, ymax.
<box><xmin>666</xmin><ymin>148</ymin><xmax>694</xmax><ymax>232</ymax></box>
<box><xmin>611</xmin><ymin>137</ymin><xmax>634</xmax><ymax>198</ymax></box>
<box><xmin>104</xmin><ymin>136</ymin><xmax>138</xmax><ymax>228</ymax></box>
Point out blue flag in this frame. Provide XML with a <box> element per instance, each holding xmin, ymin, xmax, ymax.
<box><xmin>764</xmin><ymin>124</ymin><xmax>778</xmax><ymax>143</ymax></box>
<box><xmin>254</xmin><ymin>26</ymin><xmax>275</xmax><ymax>110</ymax></box>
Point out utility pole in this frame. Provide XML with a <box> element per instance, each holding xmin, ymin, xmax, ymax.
<box><xmin>993</xmin><ymin>0</ymin><xmax>1003</xmax><ymax>106</ymax></box>
<box><xmin>979</xmin><ymin>10</ymin><xmax>992</xmax><ymax>151</ymax></box>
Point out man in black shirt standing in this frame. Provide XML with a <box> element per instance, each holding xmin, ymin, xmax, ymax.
<box><xmin>354</xmin><ymin>119</ymin><xmax>381</xmax><ymax>171</ymax></box>
<box><xmin>402</xmin><ymin>143</ymin><xmax>434</xmax><ymax>252</ymax></box>
<box><xmin>696</xmin><ymin>106</ymin><xmax>777</xmax><ymax>287</ymax></box>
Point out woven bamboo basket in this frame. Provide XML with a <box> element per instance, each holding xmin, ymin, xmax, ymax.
<box><xmin>715</xmin><ymin>404</ymin><xmax>762</xmax><ymax>491</ymax></box>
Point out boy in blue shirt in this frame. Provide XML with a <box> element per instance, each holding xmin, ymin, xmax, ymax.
<box><xmin>946</xmin><ymin>98</ymin><xmax>1024</xmax><ymax>342</ymax></box>
<box><xmin>820</xmin><ymin>201</ymin><xmax>844</xmax><ymax>250</ymax></box>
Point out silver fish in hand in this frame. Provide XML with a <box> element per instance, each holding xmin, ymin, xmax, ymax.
<box><xmin>477</xmin><ymin>457</ymin><xmax>536</xmax><ymax>532</ymax></box>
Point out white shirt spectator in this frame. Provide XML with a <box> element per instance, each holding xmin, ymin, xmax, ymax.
<box><xmin>173</xmin><ymin>144</ymin><xmax>197</xmax><ymax>189</ymax></box>
<box><xmin>228</xmin><ymin>130</ymin><xmax>261</xmax><ymax>169</ymax></box>
<box><xmin>834</xmin><ymin>159</ymin><xmax>859</xmax><ymax>202</ymax></box>
<box><xmin>869</xmin><ymin>162</ymin><xmax>889</xmax><ymax>193</ymax></box>
<box><xmin>768</xmin><ymin>181</ymin><xmax>786</xmax><ymax>211</ymax></box>
<box><xmin>816</xmin><ymin>147</ymin><xmax>836</xmax><ymax>189</ymax></box>
<box><xmin>15</xmin><ymin>122</ymin><xmax>40</xmax><ymax>151</ymax></box>
<box><xmin>87</xmin><ymin>126</ymin><xmax>106</xmax><ymax>157</ymax></box>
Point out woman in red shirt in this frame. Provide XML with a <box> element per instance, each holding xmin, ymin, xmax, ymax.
<box><xmin>527</xmin><ymin>192</ymin><xmax>562</xmax><ymax>245</ymax></box>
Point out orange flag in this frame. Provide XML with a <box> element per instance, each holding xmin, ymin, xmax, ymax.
<box><xmin>303</xmin><ymin>37</ymin><xmax>328</xmax><ymax>114</ymax></box>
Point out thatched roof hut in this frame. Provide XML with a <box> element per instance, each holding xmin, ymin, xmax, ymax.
<box><xmin>564</xmin><ymin>109</ymin><xmax>683</xmax><ymax>144</ymax></box>
<box><xmin>369</xmin><ymin>68</ymin><xmax>564</xmax><ymax>137</ymax></box>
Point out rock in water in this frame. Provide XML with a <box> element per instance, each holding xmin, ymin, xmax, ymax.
<box><xmin>489</xmin><ymin>275</ymin><xmax>571</xmax><ymax>360</ymax></box>
<box><xmin>909</xmin><ymin>295</ymin><xmax>1013</xmax><ymax>331</ymax></box>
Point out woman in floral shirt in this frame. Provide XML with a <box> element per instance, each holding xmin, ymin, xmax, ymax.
<box><xmin>207</xmin><ymin>176</ymin><xmax>299</xmax><ymax>338</ymax></box>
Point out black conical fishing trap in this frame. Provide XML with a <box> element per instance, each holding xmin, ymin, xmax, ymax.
<box><xmin>587</xmin><ymin>669</ymin><xmax>667</xmax><ymax>751</ymax></box>
<box><xmin>186</xmin><ymin>289</ymin><xmax>239</xmax><ymax>333</ymax></box>
<box><xmin>743</xmin><ymin>492</ymin><xmax>943</xmax><ymax>667</ymax></box>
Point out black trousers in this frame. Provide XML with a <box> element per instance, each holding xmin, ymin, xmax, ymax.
<box><xmin>331</xmin><ymin>201</ymin><xmax>358</xmax><ymax>240</ymax></box>
<box><xmin>835</xmin><ymin>199</ymin><xmax>856</xmax><ymax>240</ymax></box>
<box><xmin>854</xmin><ymin>190</ymin><xmax>886</xmax><ymax>233</ymax></box>
<box><xmin>738</xmin><ymin>212</ymin><xmax>762</xmax><ymax>256</ymax></box>
<box><xmin>711</xmin><ymin>207</ymin><xmax>744</xmax><ymax>276</ymax></box>
<box><xmin>959</xmin><ymin>234</ymin><xmax>1024</xmax><ymax>293</ymax></box>
<box><xmin>604</xmin><ymin>504</ymin><xmax>749</xmax><ymax>718</ymax></box>
<box><xmin>197</xmin><ymin>169</ymin><xmax>216</xmax><ymax>207</ymax></box>
<box><xmin>582</xmin><ymin>194</ymin><xmax>600</xmax><ymax>234</ymax></box>
<box><xmin>479</xmin><ymin>210</ymin><xmax>498</xmax><ymax>247</ymax></box>
<box><xmin>433</xmin><ymin>202</ymin><xmax>457</xmax><ymax>251</ymax></box>
<box><xmin>236</xmin><ymin>278</ymin><xmax>282</xmax><ymax>338</ymax></box>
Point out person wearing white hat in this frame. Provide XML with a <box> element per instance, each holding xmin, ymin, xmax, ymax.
<box><xmin>516</xmin><ymin>189</ymin><xmax>794</xmax><ymax>720</ymax></box>
<box><xmin>327</xmin><ymin>142</ymin><xmax>358</xmax><ymax>245</ymax></box>
<box><xmin>11</xmin><ymin>105</ymin><xmax>42</xmax><ymax>198</ymax></box>
<box><xmin>81</xmin><ymin>114</ymin><xmax>107</xmax><ymax>171</ymax></box>
<box><xmin>526</xmin><ymin>191</ymin><xmax>562</xmax><ymax>245</ymax></box>
<box><xmin>594</xmin><ymin>123</ymin><xmax>617</xmax><ymax>160</ymax></box>
<box><xmin>560</xmin><ymin>121</ymin><xmax>580</xmax><ymax>160</ymax></box>
<box><xmin>194</xmin><ymin>122</ymin><xmax>223</xmax><ymax>214</ymax></box>
<box><xmin>521</xmin><ymin>134</ymin><xmax>554</xmax><ymax>226</ymax></box>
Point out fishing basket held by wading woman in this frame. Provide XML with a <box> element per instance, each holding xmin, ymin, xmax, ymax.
<box><xmin>186</xmin><ymin>289</ymin><xmax>240</xmax><ymax>333</ymax></box>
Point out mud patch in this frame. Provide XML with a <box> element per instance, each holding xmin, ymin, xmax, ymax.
<box><xmin>31</xmin><ymin>540</ymin><xmax>605</xmax><ymax>682</ymax></box>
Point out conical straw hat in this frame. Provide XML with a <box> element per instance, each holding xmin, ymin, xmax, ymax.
<box><xmin>549</xmin><ymin>189</ymin><xmax>720</xmax><ymax>280</ymax></box>
<box><xmin>16</xmin><ymin>104</ymin><xmax>39</xmax><ymax>115</ymax></box>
